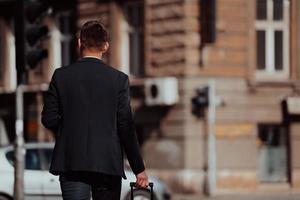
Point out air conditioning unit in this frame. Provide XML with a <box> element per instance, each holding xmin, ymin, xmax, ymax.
<box><xmin>144</xmin><ymin>77</ymin><xmax>179</xmax><ymax>106</ymax></box>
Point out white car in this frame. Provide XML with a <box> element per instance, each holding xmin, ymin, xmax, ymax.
<box><xmin>0</xmin><ymin>143</ymin><xmax>171</xmax><ymax>200</ymax></box>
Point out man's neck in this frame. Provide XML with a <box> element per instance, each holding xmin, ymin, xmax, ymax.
<box><xmin>81</xmin><ymin>51</ymin><xmax>103</xmax><ymax>60</ymax></box>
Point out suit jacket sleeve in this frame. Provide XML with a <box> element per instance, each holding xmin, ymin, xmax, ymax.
<box><xmin>117</xmin><ymin>74</ymin><xmax>145</xmax><ymax>175</ymax></box>
<box><xmin>41</xmin><ymin>69</ymin><xmax>61</xmax><ymax>134</ymax></box>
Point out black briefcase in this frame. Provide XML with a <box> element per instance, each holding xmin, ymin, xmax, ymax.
<box><xmin>129</xmin><ymin>182</ymin><xmax>154</xmax><ymax>200</ymax></box>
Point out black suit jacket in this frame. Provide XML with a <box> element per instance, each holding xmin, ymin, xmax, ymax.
<box><xmin>41</xmin><ymin>57</ymin><xmax>145</xmax><ymax>179</ymax></box>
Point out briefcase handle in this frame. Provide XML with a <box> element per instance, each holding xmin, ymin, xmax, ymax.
<box><xmin>130</xmin><ymin>182</ymin><xmax>154</xmax><ymax>200</ymax></box>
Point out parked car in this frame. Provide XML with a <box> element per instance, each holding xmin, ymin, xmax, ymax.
<box><xmin>0</xmin><ymin>143</ymin><xmax>171</xmax><ymax>200</ymax></box>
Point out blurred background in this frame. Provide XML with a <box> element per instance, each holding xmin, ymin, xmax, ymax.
<box><xmin>0</xmin><ymin>0</ymin><xmax>300</xmax><ymax>199</ymax></box>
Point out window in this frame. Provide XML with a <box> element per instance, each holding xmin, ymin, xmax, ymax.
<box><xmin>6</xmin><ymin>149</ymin><xmax>42</xmax><ymax>170</ymax></box>
<box><xmin>5</xmin><ymin>150</ymin><xmax>14</xmax><ymax>166</ymax></box>
<box><xmin>257</xmin><ymin>124</ymin><xmax>290</xmax><ymax>182</ymax></box>
<box><xmin>255</xmin><ymin>0</ymin><xmax>290</xmax><ymax>80</ymax></box>
<box><xmin>122</xmin><ymin>0</ymin><xmax>145</xmax><ymax>77</ymax></box>
<box><xmin>200</xmin><ymin>0</ymin><xmax>216</xmax><ymax>45</ymax></box>
<box><xmin>44</xmin><ymin>148</ymin><xmax>53</xmax><ymax>168</ymax></box>
<box><xmin>25</xmin><ymin>149</ymin><xmax>42</xmax><ymax>170</ymax></box>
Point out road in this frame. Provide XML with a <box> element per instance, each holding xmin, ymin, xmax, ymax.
<box><xmin>173</xmin><ymin>193</ymin><xmax>300</xmax><ymax>200</ymax></box>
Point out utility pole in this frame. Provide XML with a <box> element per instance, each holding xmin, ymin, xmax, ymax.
<box><xmin>14</xmin><ymin>86</ymin><xmax>25</xmax><ymax>200</ymax></box>
<box><xmin>191</xmin><ymin>80</ymin><xmax>218</xmax><ymax>196</ymax></box>
<box><xmin>207</xmin><ymin>80</ymin><xmax>217</xmax><ymax>196</ymax></box>
<box><xmin>14</xmin><ymin>0</ymin><xmax>26</xmax><ymax>198</ymax></box>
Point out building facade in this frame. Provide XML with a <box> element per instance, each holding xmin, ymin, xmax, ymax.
<box><xmin>0</xmin><ymin>0</ymin><xmax>300</xmax><ymax>194</ymax></box>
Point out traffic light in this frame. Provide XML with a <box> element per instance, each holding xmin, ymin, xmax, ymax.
<box><xmin>24</xmin><ymin>0</ymin><xmax>50</xmax><ymax>69</ymax></box>
<box><xmin>15</xmin><ymin>0</ymin><xmax>51</xmax><ymax>84</ymax></box>
<box><xmin>191</xmin><ymin>87</ymin><xmax>209</xmax><ymax>118</ymax></box>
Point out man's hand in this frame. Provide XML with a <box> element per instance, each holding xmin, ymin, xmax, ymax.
<box><xmin>135</xmin><ymin>170</ymin><xmax>149</xmax><ymax>188</ymax></box>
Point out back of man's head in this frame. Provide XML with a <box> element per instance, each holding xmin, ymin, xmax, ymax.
<box><xmin>79</xmin><ymin>20</ymin><xmax>109</xmax><ymax>52</ymax></box>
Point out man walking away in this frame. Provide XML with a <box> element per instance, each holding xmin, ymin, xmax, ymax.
<box><xmin>41</xmin><ymin>20</ymin><xmax>148</xmax><ymax>200</ymax></box>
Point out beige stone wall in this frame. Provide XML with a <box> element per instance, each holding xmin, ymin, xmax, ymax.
<box><xmin>181</xmin><ymin>77</ymin><xmax>286</xmax><ymax>192</ymax></box>
<box><xmin>202</xmin><ymin>0</ymin><xmax>249</xmax><ymax>68</ymax></box>
<box><xmin>78</xmin><ymin>0</ymin><xmax>111</xmax><ymax>27</ymax></box>
<box><xmin>144</xmin><ymin>0</ymin><xmax>254</xmax><ymax>77</ymax></box>
<box><xmin>143</xmin><ymin>75</ymin><xmax>297</xmax><ymax>193</ymax></box>
<box><xmin>145</xmin><ymin>0</ymin><xmax>201</xmax><ymax>76</ymax></box>
<box><xmin>142</xmin><ymin>0</ymin><xmax>299</xmax><ymax>193</ymax></box>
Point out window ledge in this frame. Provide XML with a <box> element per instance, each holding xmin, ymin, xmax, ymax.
<box><xmin>248</xmin><ymin>79</ymin><xmax>299</xmax><ymax>88</ymax></box>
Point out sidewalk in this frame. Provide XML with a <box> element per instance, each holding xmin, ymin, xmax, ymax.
<box><xmin>173</xmin><ymin>192</ymin><xmax>300</xmax><ymax>200</ymax></box>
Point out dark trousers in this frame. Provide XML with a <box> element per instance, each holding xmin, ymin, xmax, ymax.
<box><xmin>59</xmin><ymin>171</ymin><xmax>122</xmax><ymax>200</ymax></box>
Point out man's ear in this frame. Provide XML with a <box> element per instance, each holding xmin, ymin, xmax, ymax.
<box><xmin>103</xmin><ymin>42</ymin><xmax>109</xmax><ymax>53</ymax></box>
<box><xmin>78</xmin><ymin>38</ymin><xmax>81</xmax><ymax>49</ymax></box>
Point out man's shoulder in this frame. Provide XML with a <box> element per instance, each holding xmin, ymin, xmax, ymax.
<box><xmin>54</xmin><ymin>64</ymin><xmax>71</xmax><ymax>73</ymax></box>
<box><xmin>99</xmin><ymin>62</ymin><xmax>128</xmax><ymax>78</ymax></box>
<box><xmin>95</xmin><ymin>62</ymin><xmax>129</xmax><ymax>81</ymax></box>
<box><xmin>98</xmin><ymin>63</ymin><xmax>129</xmax><ymax>85</ymax></box>
<box><xmin>53</xmin><ymin>60</ymin><xmax>129</xmax><ymax>80</ymax></box>
<box><xmin>116</xmin><ymin>70</ymin><xmax>128</xmax><ymax>80</ymax></box>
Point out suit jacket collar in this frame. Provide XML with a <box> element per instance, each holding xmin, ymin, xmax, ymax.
<box><xmin>78</xmin><ymin>57</ymin><xmax>104</xmax><ymax>64</ymax></box>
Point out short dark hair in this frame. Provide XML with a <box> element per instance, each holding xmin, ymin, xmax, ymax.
<box><xmin>79</xmin><ymin>20</ymin><xmax>109</xmax><ymax>51</ymax></box>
